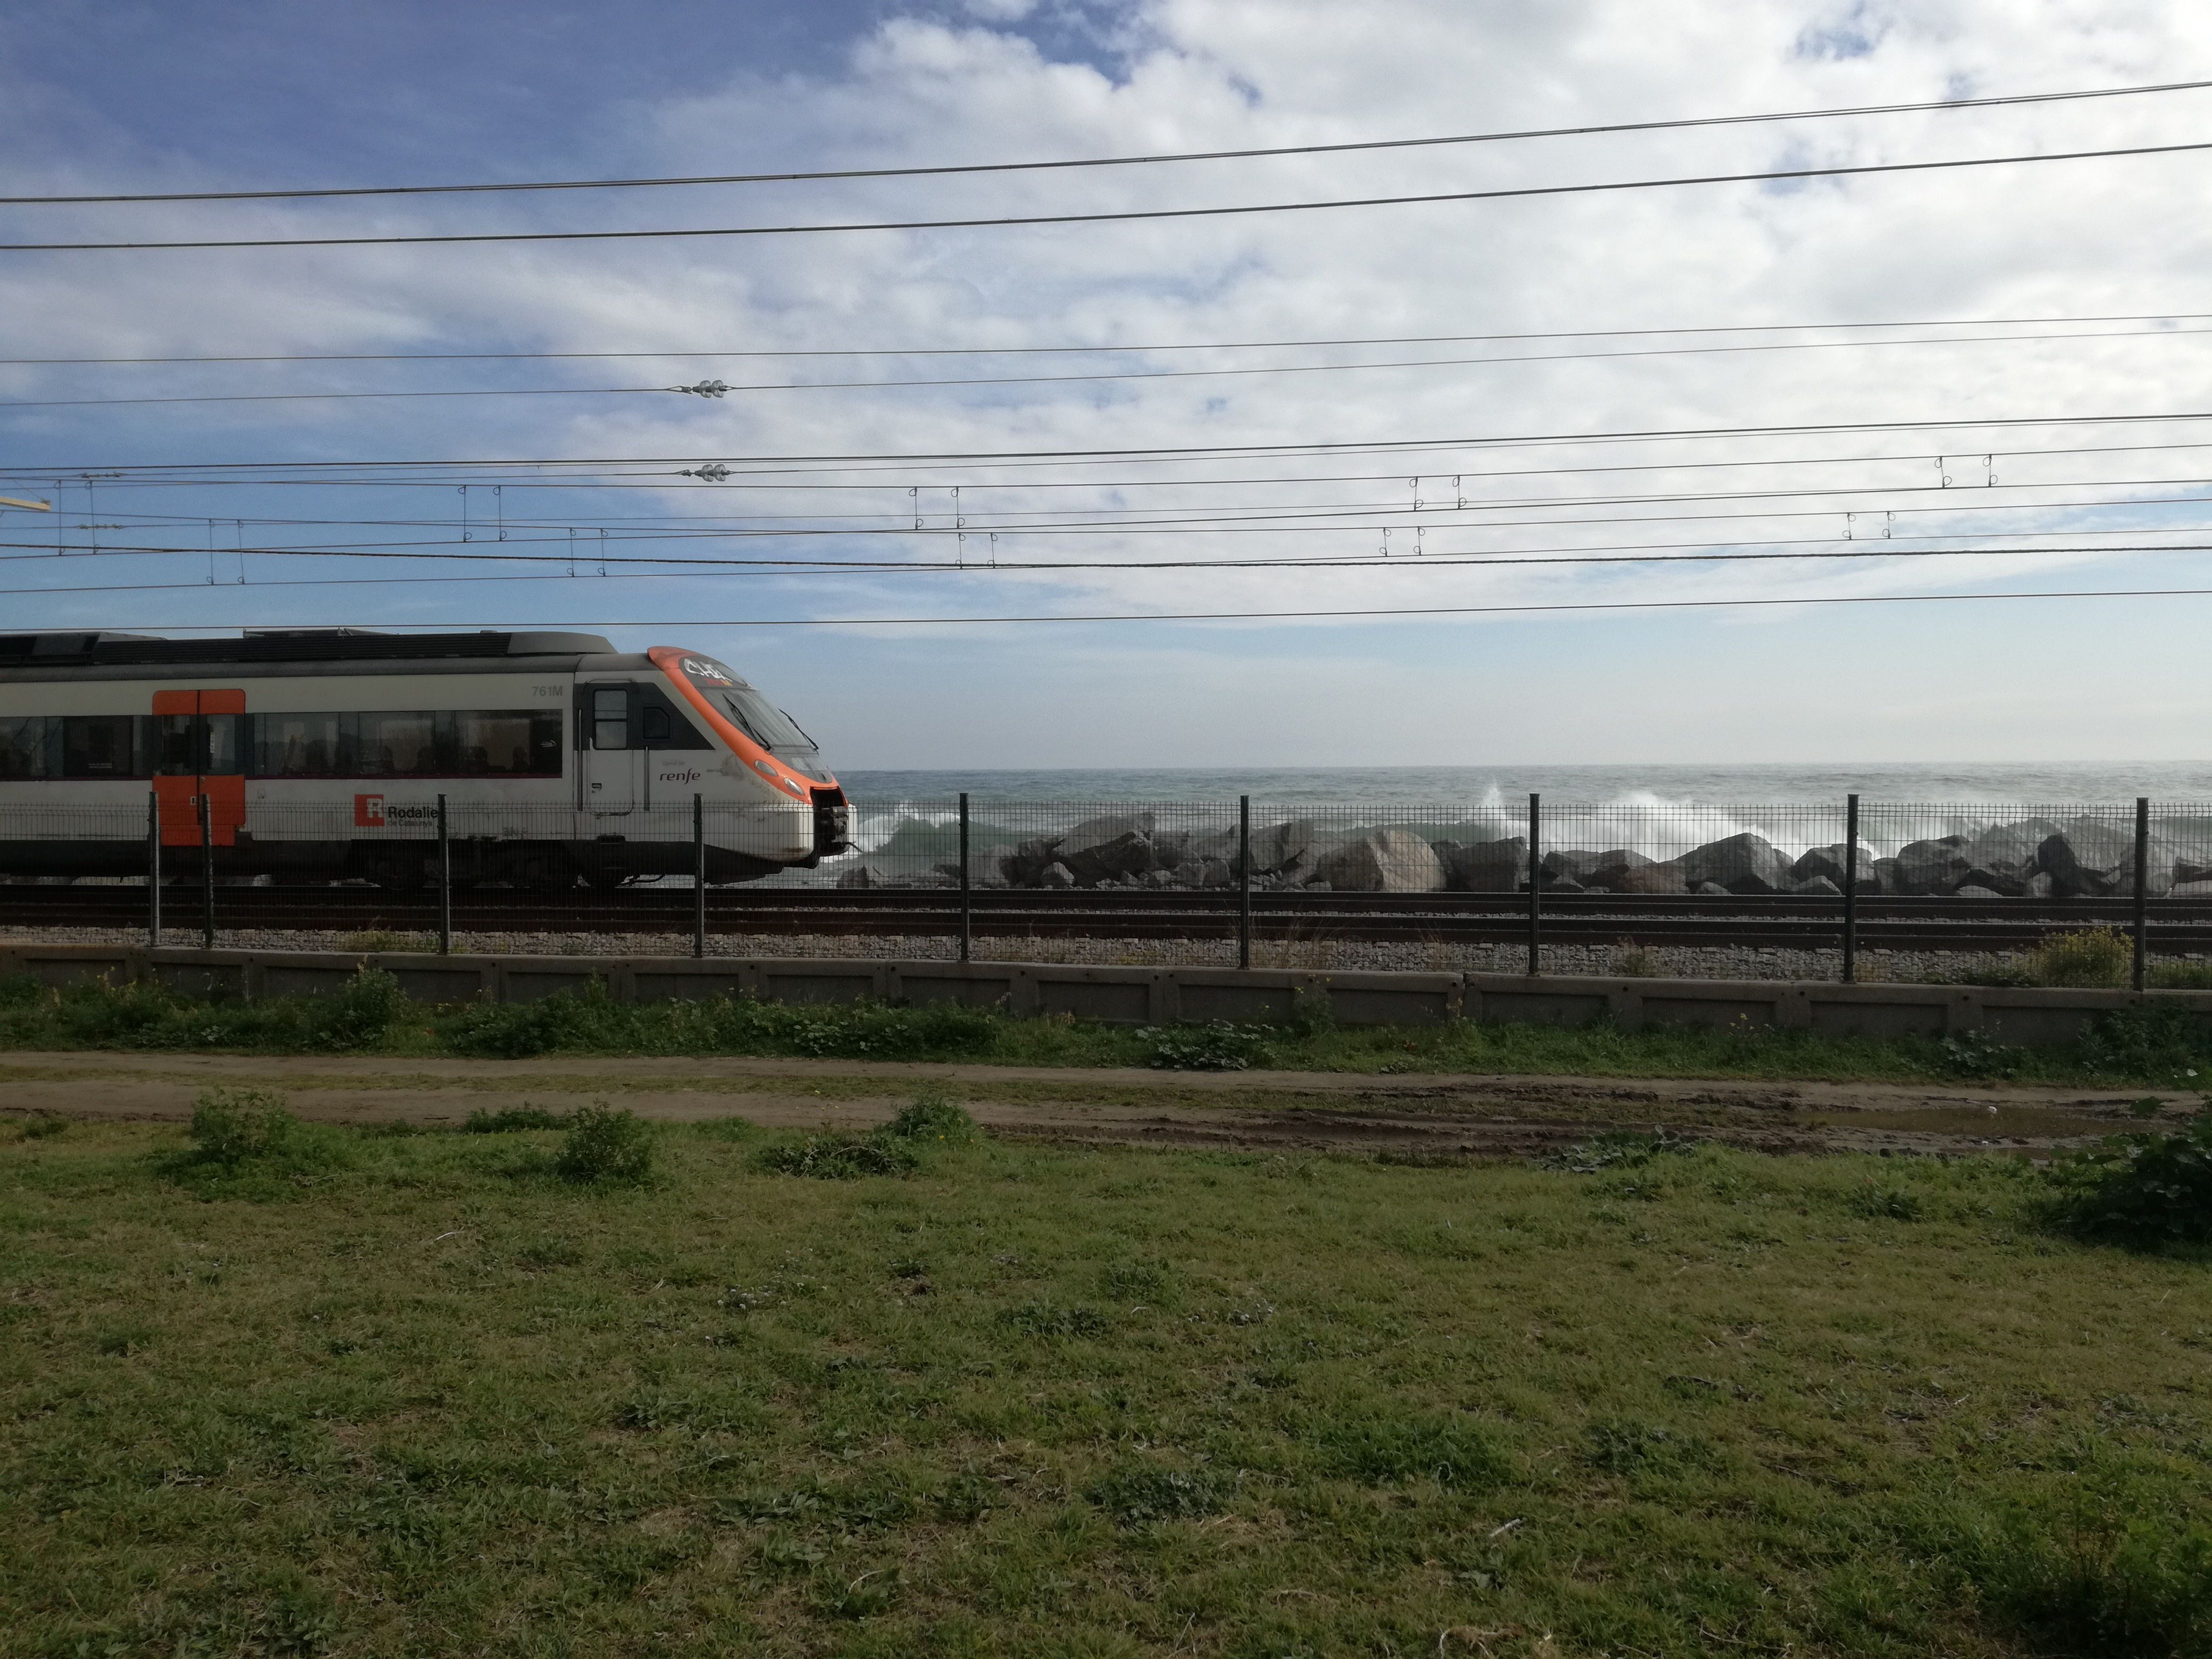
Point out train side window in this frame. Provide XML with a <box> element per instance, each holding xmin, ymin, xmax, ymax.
<box><xmin>591</xmin><ymin>687</ymin><xmax>630</xmax><ymax>750</ymax></box>
<box><xmin>148</xmin><ymin>714</ymin><xmax>198</xmax><ymax>776</ymax></box>
<box><xmin>0</xmin><ymin>715</ymin><xmax>58</xmax><ymax>780</ymax></box>
<box><xmin>452</xmin><ymin>710</ymin><xmax>563</xmax><ymax>775</ymax></box>
<box><xmin>641</xmin><ymin>705</ymin><xmax>672</xmax><ymax>744</ymax></box>
<box><xmin>253</xmin><ymin>713</ymin><xmax>347</xmax><ymax>777</ymax></box>
<box><xmin>62</xmin><ymin>716</ymin><xmax>138</xmax><ymax>777</ymax></box>
<box><xmin>357</xmin><ymin>711</ymin><xmax>438</xmax><ymax>776</ymax></box>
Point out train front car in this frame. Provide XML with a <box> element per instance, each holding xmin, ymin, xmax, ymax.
<box><xmin>573</xmin><ymin>643</ymin><xmax>851</xmax><ymax>885</ymax></box>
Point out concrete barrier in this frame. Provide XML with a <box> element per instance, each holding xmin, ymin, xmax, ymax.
<box><xmin>3</xmin><ymin>942</ymin><xmax>2207</xmax><ymax>1049</ymax></box>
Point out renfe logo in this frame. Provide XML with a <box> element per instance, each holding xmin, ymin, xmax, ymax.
<box><xmin>658</xmin><ymin>767</ymin><xmax>702</xmax><ymax>785</ymax></box>
<box><xmin>354</xmin><ymin>793</ymin><xmax>385</xmax><ymax>827</ymax></box>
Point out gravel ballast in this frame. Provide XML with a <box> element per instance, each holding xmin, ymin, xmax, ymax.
<box><xmin>9</xmin><ymin>923</ymin><xmax>2194</xmax><ymax>987</ymax></box>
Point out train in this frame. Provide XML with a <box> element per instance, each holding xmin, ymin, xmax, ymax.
<box><xmin>0</xmin><ymin>629</ymin><xmax>851</xmax><ymax>886</ymax></box>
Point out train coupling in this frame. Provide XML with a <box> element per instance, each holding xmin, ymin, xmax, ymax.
<box><xmin>811</xmin><ymin>786</ymin><xmax>853</xmax><ymax>857</ymax></box>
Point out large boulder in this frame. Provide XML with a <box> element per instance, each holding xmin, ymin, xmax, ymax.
<box><xmin>1610</xmin><ymin>859</ymin><xmax>1688</xmax><ymax>894</ymax></box>
<box><xmin>1790</xmin><ymin>843</ymin><xmax>1881</xmax><ymax>891</ymax></box>
<box><xmin>1250</xmin><ymin>818</ymin><xmax>1316</xmax><ymax>876</ymax></box>
<box><xmin>1954</xmin><ymin>861</ymin><xmax>2029</xmax><ymax>898</ymax></box>
<box><xmin>2038</xmin><ymin>821</ymin><xmax>2151</xmax><ymax>897</ymax></box>
<box><xmin>1439</xmin><ymin>836</ymin><xmax>1527</xmax><ymax>892</ymax></box>
<box><xmin>998</xmin><ymin>834</ymin><xmax>1064</xmax><ymax>886</ymax></box>
<box><xmin>1314</xmin><ymin>829</ymin><xmax>1447</xmax><ymax>892</ymax></box>
<box><xmin>1192</xmin><ymin>817</ymin><xmax>1316</xmax><ymax>876</ymax></box>
<box><xmin>1061</xmin><ymin>829</ymin><xmax>1158</xmax><ymax>886</ymax></box>
<box><xmin>1890</xmin><ymin>836</ymin><xmax>1971</xmax><ymax>896</ymax></box>
<box><xmin>835</xmin><ymin>862</ymin><xmax>896</xmax><ymax>889</ymax></box>
<box><xmin>1544</xmin><ymin>848</ymin><xmax>1654</xmax><ymax>886</ymax></box>
<box><xmin>1961</xmin><ymin>819</ymin><xmax>2061</xmax><ymax>870</ymax></box>
<box><xmin>1679</xmin><ymin>832</ymin><xmax>1792</xmax><ymax>894</ymax></box>
<box><xmin>1790</xmin><ymin>875</ymin><xmax>1842</xmax><ymax>898</ymax></box>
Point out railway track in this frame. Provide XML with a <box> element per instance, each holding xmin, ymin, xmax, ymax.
<box><xmin>7</xmin><ymin>883</ymin><xmax>2212</xmax><ymax>952</ymax></box>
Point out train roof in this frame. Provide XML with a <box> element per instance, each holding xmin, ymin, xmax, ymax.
<box><xmin>0</xmin><ymin>629</ymin><xmax>616</xmax><ymax>669</ymax></box>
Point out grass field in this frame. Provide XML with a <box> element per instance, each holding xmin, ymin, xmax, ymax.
<box><xmin>3</xmin><ymin>1102</ymin><xmax>2208</xmax><ymax>1657</ymax></box>
<box><xmin>3</xmin><ymin>969</ymin><xmax>2210</xmax><ymax>1090</ymax></box>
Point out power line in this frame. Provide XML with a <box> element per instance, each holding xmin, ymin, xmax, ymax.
<box><xmin>8</xmin><ymin>138</ymin><xmax>2208</xmax><ymax>253</ymax></box>
<box><xmin>14</xmin><ymin>405</ymin><xmax>2212</xmax><ymax>475</ymax></box>
<box><xmin>13</xmin><ymin>474</ymin><xmax>2212</xmax><ymax>553</ymax></box>
<box><xmin>30</xmin><ymin>469</ymin><xmax>2212</xmax><ymax>540</ymax></box>
<box><xmin>8</xmin><ymin>308</ymin><xmax>2208</xmax><ymax>366</ymax></box>
<box><xmin>0</xmin><ymin>542</ymin><xmax>2202</xmax><ymax>596</ymax></box>
<box><xmin>8</xmin><ymin>79</ymin><xmax>2203</xmax><ymax>206</ymax></box>
<box><xmin>36</xmin><ymin>433</ymin><xmax>2212</xmax><ymax>496</ymax></box>
<box><xmin>7</xmin><ymin>322</ymin><xmax>2209</xmax><ymax>411</ymax></box>
<box><xmin>29</xmin><ymin>586</ymin><xmax>2212</xmax><ymax>629</ymax></box>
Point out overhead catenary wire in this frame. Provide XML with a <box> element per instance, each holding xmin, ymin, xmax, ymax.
<box><xmin>24</xmin><ymin>467</ymin><xmax>2212</xmax><ymax>533</ymax></box>
<box><xmin>8</xmin><ymin>308</ymin><xmax>2212</xmax><ymax>367</ymax></box>
<box><xmin>8</xmin><ymin>321</ymin><xmax>2212</xmax><ymax>410</ymax></box>
<box><xmin>14</xmin><ymin>474</ymin><xmax>2212</xmax><ymax>555</ymax></box>
<box><xmin>1</xmin><ymin>542</ymin><xmax>2206</xmax><ymax>597</ymax></box>
<box><xmin>6</xmin><ymin>78</ymin><xmax>2203</xmax><ymax>206</ymax></box>
<box><xmin>7</xmin><ymin>138</ymin><xmax>2211</xmax><ymax>252</ymax></box>
<box><xmin>22</xmin><ymin>404</ymin><xmax>2212</xmax><ymax>477</ymax></box>
<box><xmin>29</xmin><ymin>432</ymin><xmax>2212</xmax><ymax>497</ymax></box>
<box><xmin>31</xmin><ymin>586</ymin><xmax>2212</xmax><ymax>629</ymax></box>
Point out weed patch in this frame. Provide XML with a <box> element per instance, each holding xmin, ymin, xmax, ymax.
<box><xmin>1142</xmin><ymin>1020</ymin><xmax>1272</xmax><ymax>1070</ymax></box>
<box><xmin>753</xmin><ymin>1133</ymin><xmax>917</xmax><ymax>1180</ymax></box>
<box><xmin>1932</xmin><ymin>1498</ymin><xmax>2212</xmax><ymax>1656</ymax></box>
<box><xmin>551</xmin><ymin>1105</ymin><xmax>655</xmax><ymax>1186</ymax></box>
<box><xmin>2043</xmin><ymin>1107</ymin><xmax>2212</xmax><ymax>1249</ymax></box>
<box><xmin>2032</xmin><ymin>927</ymin><xmax>2134</xmax><ymax>988</ymax></box>
<box><xmin>1547</xmin><ymin>1128</ymin><xmax>1698</xmax><ymax>1173</ymax></box>
<box><xmin>879</xmin><ymin>1084</ymin><xmax>976</xmax><ymax>1145</ymax></box>
<box><xmin>1085</xmin><ymin>1463</ymin><xmax>1233</xmax><ymax>1524</ymax></box>
<box><xmin>188</xmin><ymin>1087</ymin><xmax>302</xmax><ymax>1168</ymax></box>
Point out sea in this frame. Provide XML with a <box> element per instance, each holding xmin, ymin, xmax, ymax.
<box><xmin>816</xmin><ymin>763</ymin><xmax>2212</xmax><ymax>873</ymax></box>
<box><xmin>840</xmin><ymin>763</ymin><xmax>2212</xmax><ymax>807</ymax></box>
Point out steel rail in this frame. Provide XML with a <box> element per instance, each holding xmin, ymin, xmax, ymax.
<box><xmin>5</xmin><ymin>883</ymin><xmax>2212</xmax><ymax>952</ymax></box>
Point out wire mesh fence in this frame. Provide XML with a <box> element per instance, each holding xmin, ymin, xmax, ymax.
<box><xmin>4</xmin><ymin>793</ymin><xmax>2211</xmax><ymax>981</ymax></box>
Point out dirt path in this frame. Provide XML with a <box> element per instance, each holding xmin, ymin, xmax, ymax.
<box><xmin>1</xmin><ymin>1050</ymin><xmax>2189</xmax><ymax>1158</ymax></box>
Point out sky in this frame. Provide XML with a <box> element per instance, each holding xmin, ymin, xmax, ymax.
<box><xmin>3</xmin><ymin>0</ymin><xmax>2212</xmax><ymax>770</ymax></box>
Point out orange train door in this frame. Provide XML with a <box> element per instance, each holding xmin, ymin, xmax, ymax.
<box><xmin>149</xmin><ymin>689</ymin><xmax>247</xmax><ymax>847</ymax></box>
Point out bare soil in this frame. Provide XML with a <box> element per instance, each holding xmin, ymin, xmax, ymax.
<box><xmin>0</xmin><ymin>1051</ymin><xmax>2186</xmax><ymax>1159</ymax></box>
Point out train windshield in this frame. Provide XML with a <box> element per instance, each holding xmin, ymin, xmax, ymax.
<box><xmin>665</xmin><ymin>653</ymin><xmax>828</xmax><ymax>775</ymax></box>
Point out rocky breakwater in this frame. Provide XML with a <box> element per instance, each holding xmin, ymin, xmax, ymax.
<box><xmin>879</xmin><ymin>810</ymin><xmax>2212</xmax><ymax>899</ymax></box>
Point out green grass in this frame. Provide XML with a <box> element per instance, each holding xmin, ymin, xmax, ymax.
<box><xmin>4</xmin><ymin>968</ymin><xmax>2211</xmax><ymax>1087</ymax></box>
<box><xmin>3</xmin><ymin>1109</ymin><xmax>2209</xmax><ymax>1657</ymax></box>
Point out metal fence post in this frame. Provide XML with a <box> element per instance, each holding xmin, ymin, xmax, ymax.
<box><xmin>958</xmin><ymin>792</ymin><xmax>972</xmax><ymax>964</ymax></box>
<box><xmin>437</xmin><ymin>794</ymin><xmax>451</xmax><ymax>956</ymax></box>
<box><xmin>1526</xmin><ymin>792</ymin><xmax>1541</xmax><ymax>976</ymax></box>
<box><xmin>2133</xmin><ymin>796</ymin><xmax>2150</xmax><ymax>992</ymax></box>
<box><xmin>197</xmin><ymin>790</ymin><xmax>214</xmax><ymax>951</ymax></box>
<box><xmin>693</xmin><ymin>793</ymin><xmax>707</xmax><ymax>960</ymax></box>
<box><xmin>146</xmin><ymin>790</ymin><xmax>161</xmax><ymax>949</ymax></box>
<box><xmin>1237</xmin><ymin>794</ymin><xmax>1252</xmax><ymax>971</ymax></box>
<box><xmin>1841</xmin><ymin>793</ymin><xmax>1859</xmax><ymax>985</ymax></box>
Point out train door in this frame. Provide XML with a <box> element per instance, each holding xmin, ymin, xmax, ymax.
<box><xmin>150</xmin><ymin>689</ymin><xmax>246</xmax><ymax>847</ymax></box>
<box><xmin>577</xmin><ymin>682</ymin><xmax>640</xmax><ymax>820</ymax></box>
